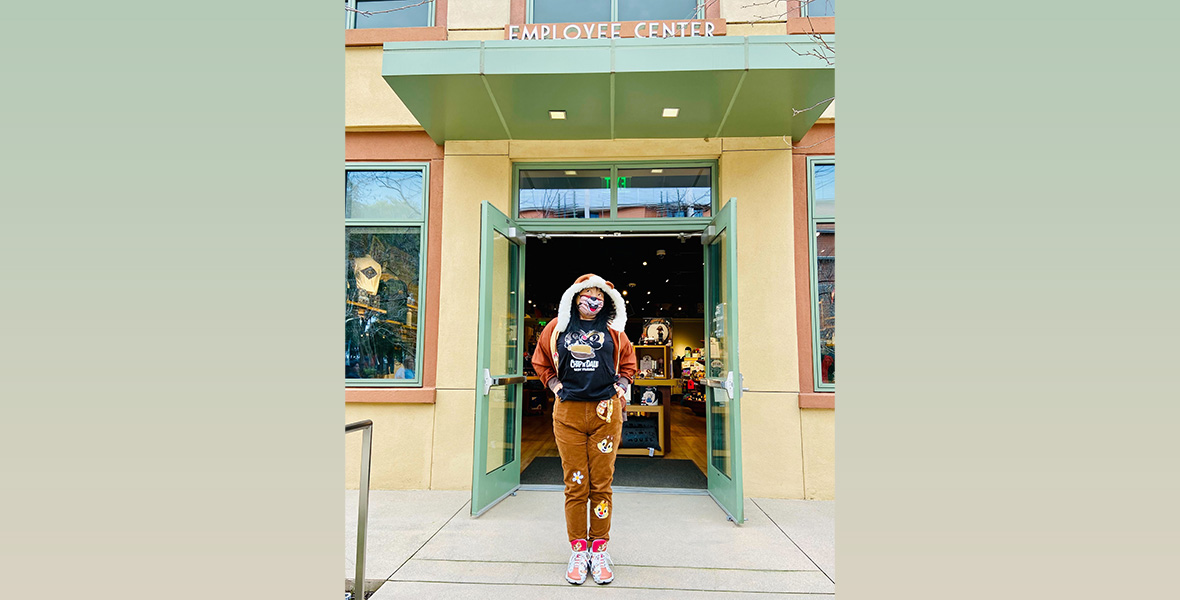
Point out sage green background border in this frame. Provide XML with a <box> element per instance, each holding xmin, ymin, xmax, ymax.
<box><xmin>2</xmin><ymin>1</ymin><xmax>1179</xmax><ymax>599</ymax></box>
<box><xmin>0</xmin><ymin>2</ymin><xmax>340</xmax><ymax>598</ymax></box>
<box><xmin>839</xmin><ymin>1</ymin><xmax>1180</xmax><ymax>598</ymax></box>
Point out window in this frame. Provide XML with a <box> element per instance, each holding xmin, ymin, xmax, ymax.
<box><xmin>516</xmin><ymin>163</ymin><xmax>714</xmax><ymax>220</ymax></box>
<box><xmin>808</xmin><ymin>158</ymin><xmax>834</xmax><ymax>389</ymax></box>
<box><xmin>530</xmin><ymin>0</ymin><xmax>703</xmax><ymax>23</ymax></box>
<box><xmin>345</xmin><ymin>165</ymin><xmax>429</xmax><ymax>385</ymax></box>
<box><xmin>345</xmin><ymin>0</ymin><xmax>433</xmax><ymax>29</ymax></box>
<box><xmin>803</xmin><ymin>0</ymin><xmax>835</xmax><ymax>18</ymax></box>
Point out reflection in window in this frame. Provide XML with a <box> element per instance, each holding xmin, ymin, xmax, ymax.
<box><xmin>812</xmin><ymin>163</ymin><xmax>834</xmax><ymax>218</ymax></box>
<box><xmin>532</xmin><ymin>0</ymin><xmax>610</xmax><ymax>23</ymax></box>
<box><xmin>618</xmin><ymin>0</ymin><xmax>701</xmax><ymax>21</ymax></box>
<box><xmin>348</xmin><ymin>0</ymin><xmax>432</xmax><ymax>29</ymax></box>
<box><xmin>809</xmin><ymin>159</ymin><xmax>834</xmax><ymax>389</ymax></box>
<box><xmin>346</xmin><ymin>170</ymin><xmax>424</xmax><ymax>220</ymax></box>
<box><xmin>816</xmin><ymin>223</ymin><xmax>834</xmax><ymax>384</ymax></box>
<box><xmin>518</xmin><ymin>169</ymin><xmax>611</xmax><ymax>219</ymax></box>
<box><xmin>346</xmin><ymin>227</ymin><xmax>422</xmax><ymax>381</ymax></box>
<box><xmin>804</xmin><ymin>0</ymin><xmax>835</xmax><ymax>17</ymax></box>
<box><xmin>616</xmin><ymin>167</ymin><xmax>711</xmax><ymax>218</ymax></box>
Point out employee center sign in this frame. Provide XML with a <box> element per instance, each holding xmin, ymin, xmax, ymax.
<box><xmin>506</xmin><ymin>19</ymin><xmax>726</xmax><ymax>40</ymax></box>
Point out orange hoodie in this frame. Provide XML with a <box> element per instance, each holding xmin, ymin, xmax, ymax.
<box><xmin>530</xmin><ymin>274</ymin><xmax>638</xmax><ymax>394</ymax></box>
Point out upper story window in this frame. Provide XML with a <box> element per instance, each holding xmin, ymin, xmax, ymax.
<box><xmin>530</xmin><ymin>0</ymin><xmax>704</xmax><ymax>23</ymax></box>
<box><xmin>345</xmin><ymin>165</ymin><xmax>429</xmax><ymax>386</ymax></box>
<box><xmin>346</xmin><ymin>0</ymin><xmax>434</xmax><ymax>29</ymax></box>
<box><xmin>803</xmin><ymin>0</ymin><xmax>835</xmax><ymax>18</ymax></box>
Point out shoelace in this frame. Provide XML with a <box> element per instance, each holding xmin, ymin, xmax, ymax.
<box><xmin>568</xmin><ymin>550</ymin><xmax>589</xmax><ymax>577</ymax></box>
<box><xmin>590</xmin><ymin>550</ymin><xmax>614</xmax><ymax>576</ymax></box>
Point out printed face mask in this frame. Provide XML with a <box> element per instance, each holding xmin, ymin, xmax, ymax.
<box><xmin>578</xmin><ymin>295</ymin><xmax>604</xmax><ymax>315</ymax></box>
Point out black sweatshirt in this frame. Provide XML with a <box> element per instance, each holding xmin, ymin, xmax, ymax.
<box><xmin>554</xmin><ymin>314</ymin><xmax>617</xmax><ymax>402</ymax></box>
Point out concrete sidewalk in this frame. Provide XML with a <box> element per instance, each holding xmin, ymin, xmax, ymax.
<box><xmin>346</xmin><ymin>489</ymin><xmax>834</xmax><ymax>598</ymax></box>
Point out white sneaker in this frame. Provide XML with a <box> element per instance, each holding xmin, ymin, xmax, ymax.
<box><xmin>565</xmin><ymin>539</ymin><xmax>590</xmax><ymax>585</ymax></box>
<box><xmin>589</xmin><ymin>539</ymin><xmax>614</xmax><ymax>584</ymax></box>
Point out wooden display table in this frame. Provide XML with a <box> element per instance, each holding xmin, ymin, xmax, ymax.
<box><xmin>618</xmin><ymin>378</ymin><xmax>675</xmax><ymax>456</ymax></box>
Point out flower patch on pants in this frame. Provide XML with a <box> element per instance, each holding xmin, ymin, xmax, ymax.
<box><xmin>571</xmin><ymin>471</ymin><xmax>584</xmax><ymax>485</ymax></box>
<box><xmin>594</xmin><ymin>500</ymin><xmax>609</xmax><ymax>519</ymax></box>
<box><xmin>596</xmin><ymin>437</ymin><xmax>614</xmax><ymax>454</ymax></box>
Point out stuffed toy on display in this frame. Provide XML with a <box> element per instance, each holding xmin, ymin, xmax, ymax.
<box><xmin>640</xmin><ymin>318</ymin><xmax>672</xmax><ymax>345</ymax></box>
<box><xmin>639</xmin><ymin>387</ymin><xmax>660</xmax><ymax>406</ymax></box>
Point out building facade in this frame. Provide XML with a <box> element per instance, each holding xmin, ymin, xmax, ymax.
<box><xmin>344</xmin><ymin>0</ymin><xmax>835</xmax><ymax>520</ymax></box>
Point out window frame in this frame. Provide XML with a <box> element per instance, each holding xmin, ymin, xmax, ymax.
<box><xmin>345</xmin><ymin>162</ymin><xmax>431</xmax><ymax>388</ymax></box>
<box><xmin>346</xmin><ymin>0</ymin><xmax>436</xmax><ymax>30</ymax></box>
<box><xmin>526</xmin><ymin>0</ymin><xmax>705</xmax><ymax>23</ymax></box>
<box><xmin>512</xmin><ymin>160</ymin><xmax>718</xmax><ymax>229</ymax></box>
<box><xmin>807</xmin><ymin>155</ymin><xmax>835</xmax><ymax>391</ymax></box>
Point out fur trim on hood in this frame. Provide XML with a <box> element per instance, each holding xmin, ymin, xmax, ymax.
<box><xmin>555</xmin><ymin>273</ymin><xmax>628</xmax><ymax>333</ymax></box>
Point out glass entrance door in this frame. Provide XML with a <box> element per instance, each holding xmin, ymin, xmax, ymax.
<box><xmin>471</xmin><ymin>202</ymin><xmax>527</xmax><ymax>517</ymax></box>
<box><xmin>703</xmin><ymin>198</ymin><xmax>744</xmax><ymax>523</ymax></box>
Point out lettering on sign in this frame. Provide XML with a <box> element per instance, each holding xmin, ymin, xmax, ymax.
<box><xmin>506</xmin><ymin>19</ymin><xmax>725</xmax><ymax>40</ymax></box>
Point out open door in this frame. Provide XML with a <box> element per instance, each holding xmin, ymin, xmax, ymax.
<box><xmin>471</xmin><ymin>202</ymin><xmax>526</xmax><ymax>517</ymax></box>
<box><xmin>703</xmin><ymin>198</ymin><xmax>744</xmax><ymax>523</ymax></box>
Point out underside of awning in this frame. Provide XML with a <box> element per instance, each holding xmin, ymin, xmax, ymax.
<box><xmin>382</xmin><ymin>36</ymin><xmax>834</xmax><ymax>144</ymax></box>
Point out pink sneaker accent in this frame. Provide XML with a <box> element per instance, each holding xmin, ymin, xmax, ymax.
<box><xmin>589</xmin><ymin>539</ymin><xmax>614</xmax><ymax>584</ymax></box>
<box><xmin>566</xmin><ymin>539</ymin><xmax>589</xmax><ymax>584</ymax></box>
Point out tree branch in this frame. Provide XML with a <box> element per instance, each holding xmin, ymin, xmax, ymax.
<box><xmin>345</xmin><ymin>0</ymin><xmax>434</xmax><ymax>18</ymax></box>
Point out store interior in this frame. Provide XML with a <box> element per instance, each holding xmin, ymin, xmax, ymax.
<box><xmin>520</xmin><ymin>234</ymin><xmax>710</xmax><ymax>489</ymax></box>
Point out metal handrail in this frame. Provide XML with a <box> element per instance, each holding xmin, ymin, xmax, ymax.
<box><xmin>346</xmin><ymin>420</ymin><xmax>373</xmax><ymax>600</ymax></box>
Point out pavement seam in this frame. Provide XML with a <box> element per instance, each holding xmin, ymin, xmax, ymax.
<box><xmin>385</xmin><ymin>497</ymin><xmax>472</xmax><ymax>582</ymax></box>
<box><xmin>385</xmin><ymin>579</ymin><xmax>836</xmax><ymax>595</ymax></box>
<box><xmin>411</xmin><ymin>557</ymin><xmax>820</xmax><ymax>572</ymax></box>
<box><xmin>750</xmin><ymin>498</ymin><xmax>835</xmax><ymax>585</ymax></box>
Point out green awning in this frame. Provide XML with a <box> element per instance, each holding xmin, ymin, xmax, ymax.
<box><xmin>382</xmin><ymin>36</ymin><xmax>834</xmax><ymax>144</ymax></box>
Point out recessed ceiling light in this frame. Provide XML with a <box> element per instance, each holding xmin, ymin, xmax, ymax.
<box><xmin>549</xmin><ymin>110</ymin><xmax>566</xmax><ymax>120</ymax></box>
<box><xmin>651</xmin><ymin>169</ymin><xmax>664</xmax><ymax>174</ymax></box>
<box><xmin>642</xmin><ymin>261</ymin><xmax>648</xmax><ymax>266</ymax></box>
<box><xmin>662</xmin><ymin>108</ymin><xmax>679</xmax><ymax>118</ymax></box>
<box><xmin>565</xmin><ymin>170</ymin><xmax>577</xmax><ymax>175</ymax></box>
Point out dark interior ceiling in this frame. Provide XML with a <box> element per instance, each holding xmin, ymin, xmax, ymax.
<box><xmin>525</xmin><ymin>236</ymin><xmax>704</xmax><ymax>325</ymax></box>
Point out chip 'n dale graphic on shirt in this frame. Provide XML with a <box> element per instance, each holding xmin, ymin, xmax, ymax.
<box><xmin>563</xmin><ymin>329</ymin><xmax>606</xmax><ymax>362</ymax></box>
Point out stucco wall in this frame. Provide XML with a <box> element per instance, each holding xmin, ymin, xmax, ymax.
<box><xmin>801</xmin><ymin>408</ymin><xmax>835</xmax><ymax>499</ymax></box>
<box><xmin>719</xmin><ymin>138</ymin><xmax>805</xmax><ymax>499</ymax></box>
<box><xmin>448</xmin><ymin>0</ymin><xmax>511</xmax><ymax>30</ymax></box>
<box><xmin>345</xmin><ymin>46</ymin><xmax>419</xmax><ymax>130</ymax></box>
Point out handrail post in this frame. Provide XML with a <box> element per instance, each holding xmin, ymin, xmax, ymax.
<box><xmin>346</xmin><ymin>420</ymin><xmax>373</xmax><ymax>600</ymax></box>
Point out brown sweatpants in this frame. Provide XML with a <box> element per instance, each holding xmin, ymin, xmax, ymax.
<box><xmin>553</xmin><ymin>397</ymin><xmax>624</xmax><ymax>542</ymax></box>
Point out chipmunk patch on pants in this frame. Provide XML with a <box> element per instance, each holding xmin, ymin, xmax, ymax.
<box><xmin>596</xmin><ymin>436</ymin><xmax>614</xmax><ymax>453</ymax></box>
<box><xmin>594</xmin><ymin>500</ymin><xmax>609</xmax><ymax>519</ymax></box>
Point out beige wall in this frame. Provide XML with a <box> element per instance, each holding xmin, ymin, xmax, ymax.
<box><xmin>345</xmin><ymin>403</ymin><xmax>434</xmax><ymax>489</ymax></box>
<box><xmin>801</xmin><ymin>408</ymin><xmax>835</xmax><ymax>499</ymax></box>
<box><xmin>721</xmin><ymin>0</ymin><xmax>788</xmax><ymax>23</ymax></box>
<box><xmin>345</xmin><ymin>46</ymin><xmax>420</xmax><ymax>130</ymax></box>
<box><xmin>448</xmin><ymin>0</ymin><xmax>510</xmax><ymax>30</ymax></box>
<box><xmin>429</xmin><ymin>141</ymin><xmax>514</xmax><ymax>489</ymax></box>
<box><xmin>719</xmin><ymin>137</ymin><xmax>805</xmax><ymax>499</ymax></box>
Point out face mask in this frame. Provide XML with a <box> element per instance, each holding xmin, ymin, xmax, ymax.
<box><xmin>578</xmin><ymin>295</ymin><xmax>604</xmax><ymax>315</ymax></box>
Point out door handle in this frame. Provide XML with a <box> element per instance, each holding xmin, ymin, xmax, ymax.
<box><xmin>483</xmin><ymin>369</ymin><xmax>525</xmax><ymax>395</ymax></box>
<box><xmin>704</xmin><ymin>372</ymin><xmax>736</xmax><ymax>401</ymax></box>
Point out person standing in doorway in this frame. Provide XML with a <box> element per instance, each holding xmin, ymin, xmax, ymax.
<box><xmin>532</xmin><ymin>274</ymin><xmax>637</xmax><ymax>585</ymax></box>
